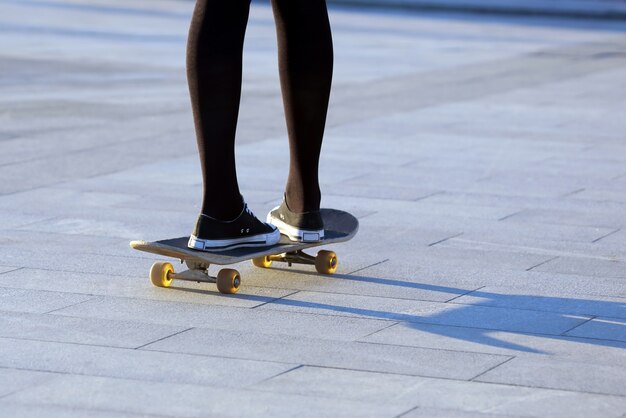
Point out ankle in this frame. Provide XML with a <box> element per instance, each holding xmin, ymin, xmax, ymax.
<box><xmin>202</xmin><ymin>197</ymin><xmax>244</xmax><ymax>221</ymax></box>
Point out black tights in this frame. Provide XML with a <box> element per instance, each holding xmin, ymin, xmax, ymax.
<box><xmin>187</xmin><ymin>0</ymin><xmax>333</xmax><ymax>220</ymax></box>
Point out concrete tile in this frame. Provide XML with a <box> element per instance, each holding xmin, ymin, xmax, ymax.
<box><xmin>255</xmin><ymin>365</ymin><xmax>626</xmax><ymax>418</ymax></box>
<box><xmin>452</xmin><ymin>286</ymin><xmax>626</xmax><ymax>318</ymax></box>
<box><xmin>51</xmin><ymin>296</ymin><xmax>393</xmax><ymax>342</ymax></box>
<box><xmin>257</xmin><ymin>290</ymin><xmax>590</xmax><ymax>335</ymax></box>
<box><xmin>3</xmin><ymin>374</ymin><xmax>411</xmax><ymax>417</ymax></box>
<box><xmin>363</xmin><ymin>322</ymin><xmax>626</xmax><ymax>365</ymax></box>
<box><xmin>0</xmin><ymin>311</ymin><xmax>188</xmax><ymax>348</ymax></box>
<box><xmin>505</xmin><ymin>208</ymin><xmax>625</xmax><ymax>229</ymax></box>
<box><xmin>0</xmin><ymin>337</ymin><xmax>293</xmax><ymax>388</ymax></box>
<box><xmin>566</xmin><ymin>317</ymin><xmax>626</xmax><ymax>342</ymax></box>
<box><xmin>0</xmin><ymin>268</ymin><xmax>295</xmax><ymax>309</ymax></box>
<box><xmin>0</xmin><ymin>402</ymin><xmax>155</xmax><ymax>418</ymax></box>
<box><xmin>534</xmin><ymin>256</ymin><xmax>626</xmax><ymax>279</ymax></box>
<box><xmin>400</xmin><ymin>407</ymin><xmax>518</xmax><ymax>417</ymax></box>
<box><xmin>476</xmin><ymin>356</ymin><xmax>626</xmax><ymax>396</ymax></box>
<box><xmin>398</xmin><ymin>378</ymin><xmax>626</xmax><ymax>418</ymax></box>
<box><xmin>0</xmin><ymin>368</ymin><xmax>58</xmax><ymax>398</ymax></box>
<box><xmin>0</xmin><ymin>287</ymin><xmax>92</xmax><ymax>314</ymax></box>
<box><xmin>353</xmin><ymin>259</ymin><xmax>626</xmax><ymax>299</ymax></box>
<box><xmin>254</xmin><ymin>365</ymin><xmax>421</xmax><ymax>407</ymax></box>
<box><xmin>143</xmin><ymin>327</ymin><xmax>510</xmax><ymax>380</ymax></box>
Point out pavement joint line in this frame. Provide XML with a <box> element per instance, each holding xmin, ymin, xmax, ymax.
<box><xmin>0</xmin><ymin>335</ymin><xmax>299</xmax><ymax>369</ymax></box>
<box><xmin>0</xmin><ymin>314</ymin><xmax>520</xmax><ymax>375</ymax></box>
<box><xmin>6</xmin><ymin>216</ymin><xmax>61</xmax><ymax>230</ymax></box>
<box><xmin>254</xmin><ymin>364</ymin><xmax>305</xmax><ymax>385</ymax></box>
<box><xmin>41</xmin><ymin>296</ymin><xmax>100</xmax><ymax>315</ymax></box>
<box><xmin>412</xmin><ymin>190</ymin><xmax>445</xmax><ymax>202</ymax></box>
<box><xmin>394</xmin><ymin>405</ymin><xmax>420</xmax><ymax>418</ymax></box>
<box><xmin>561</xmin><ymin>187</ymin><xmax>586</xmax><ymax>198</ymax></box>
<box><xmin>444</xmin><ymin>285</ymin><xmax>485</xmax><ymax>303</ymax></box>
<box><xmin>0</xmin><ymin>282</ymin><xmax>306</xmax><ymax>313</ymax></box>
<box><xmin>255</xmin><ymin>362</ymin><xmax>626</xmax><ymax>399</ymax></box>
<box><xmin>592</xmin><ymin>228</ymin><xmax>621</xmax><ymax>243</ymax></box>
<box><xmin>450</xmin><ymin>238</ymin><xmax>623</xmax><ymax>261</ymax></box>
<box><xmin>469</xmin><ymin>356</ymin><xmax>516</xmax><ymax>382</ymax></box>
<box><xmin>249</xmin><ymin>275</ymin><xmax>626</xmax><ymax>317</ymax></box>
<box><xmin>249</xmin><ymin>290</ymin><xmax>301</xmax><ymax>310</ymax></box>
<box><xmin>0</xmin><ymin>124</ymin><xmax>188</xmax><ymax>169</ymax></box>
<box><xmin>559</xmin><ymin>315</ymin><xmax>598</xmax><ymax>336</ymax></box>
<box><xmin>347</xmin><ymin>258</ymin><xmax>390</xmax><ymax>275</ymax></box>
<box><xmin>447</xmin><ymin>296</ymin><xmax>622</xmax><ymax>319</ymax></box>
<box><xmin>3</xmin><ymin>272</ymin><xmax>620</xmax><ymax>322</ymax></box>
<box><xmin>133</xmin><ymin>327</ymin><xmax>195</xmax><ymax>350</ymax></box>
<box><xmin>525</xmin><ymin>256</ymin><xmax>559</xmax><ymax>271</ymax></box>
<box><xmin>497</xmin><ymin>210</ymin><xmax>525</xmax><ymax>221</ymax></box>
<box><xmin>428</xmin><ymin>232</ymin><xmax>464</xmax><ymax>247</ymax></box>
<box><xmin>472</xmin><ymin>375</ymin><xmax>626</xmax><ymax>398</ymax></box>
<box><xmin>0</xmin><ymin>266</ymin><xmax>24</xmax><ymax>275</ymax></box>
<box><xmin>356</xmin><ymin>320</ymin><xmax>401</xmax><ymax>341</ymax></box>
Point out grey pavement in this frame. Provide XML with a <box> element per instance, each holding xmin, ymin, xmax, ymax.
<box><xmin>328</xmin><ymin>0</ymin><xmax>626</xmax><ymax>20</ymax></box>
<box><xmin>1</xmin><ymin>0</ymin><xmax>626</xmax><ymax>416</ymax></box>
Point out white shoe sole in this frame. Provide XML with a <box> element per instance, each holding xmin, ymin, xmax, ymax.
<box><xmin>267</xmin><ymin>213</ymin><xmax>324</xmax><ymax>242</ymax></box>
<box><xmin>188</xmin><ymin>228</ymin><xmax>280</xmax><ymax>252</ymax></box>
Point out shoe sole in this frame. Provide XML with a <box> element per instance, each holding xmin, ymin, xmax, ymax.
<box><xmin>267</xmin><ymin>213</ymin><xmax>324</xmax><ymax>242</ymax></box>
<box><xmin>188</xmin><ymin>229</ymin><xmax>280</xmax><ymax>252</ymax></box>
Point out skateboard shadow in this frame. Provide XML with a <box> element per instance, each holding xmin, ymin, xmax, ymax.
<box><xmin>217</xmin><ymin>268</ymin><xmax>626</xmax><ymax>354</ymax></box>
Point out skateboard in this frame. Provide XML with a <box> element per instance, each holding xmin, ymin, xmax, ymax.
<box><xmin>130</xmin><ymin>209</ymin><xmax>358</xmax><ymax>294</ymax></box>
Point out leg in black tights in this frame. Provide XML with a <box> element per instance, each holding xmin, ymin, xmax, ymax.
<box><xmin>186</xmin><ymin>0</ymin><xmax>333</xmax><ymax>220</ymax></box>
<box><xmin>187</xmin><ymin>0</ymin><xmax>250</xmax><ymax>221</ymax></box>
<box><xmin>272</xmin><ymin>0</ymin><xmax>333</xmax><ymax>213</ymax></box>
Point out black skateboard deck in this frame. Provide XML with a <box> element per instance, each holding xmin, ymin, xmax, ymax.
<box><xmin>130</xmin><ymin>209</ymin><xmax>358</xmax><ymax>294</ymax></box>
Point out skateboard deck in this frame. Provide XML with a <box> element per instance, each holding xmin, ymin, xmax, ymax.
<box><xmin>130</xmin><ymin>209</ymin><xmax>358</xmax><ymax>294</ymax></box>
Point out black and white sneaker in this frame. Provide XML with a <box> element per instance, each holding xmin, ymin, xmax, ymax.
<box><xmin>267</xmin><ymin>198</ymin><xmax>324</xmax><ymax>242</ymax></box>
<box><xmin>188</xmin><ymin>203</ymin><xmax>280</xmax><ymax>251</ymax></box>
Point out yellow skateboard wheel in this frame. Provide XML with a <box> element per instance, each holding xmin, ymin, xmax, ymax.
<box><xmin>150</xmin><ymin>261</ymin><xmax>174</xmax><ymax>287</ymax></box>
<box><xmin>315</xmin><ymin>250</ymin><xmax>338</xmax><ymax>274</ymax></box>
<box><xmin>216</xmin><ymin>268</ymin><xmax>241</xmax><ymax>294</ymax></box>
<box><xmin>252</xmin><ymin>256</ymin><xmax>272</xmax><ymax>268</ymax></box>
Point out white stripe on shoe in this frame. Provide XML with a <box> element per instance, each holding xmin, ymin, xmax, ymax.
<box><xmin>267</xmin><ymin>216</ymin><xmax>324</xmax><ymax>242</ymax></box>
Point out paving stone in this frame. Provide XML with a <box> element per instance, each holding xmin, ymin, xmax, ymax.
<box><xmin>50</xmin><ymin>295</ymin><xmax>393</xmax><ymax>342</ymax></box>
<box><xmin>0</xmin><ymin>268</ymin><xmax>294</xmax><ymax>309</ymax></box>
<box><xmin>256</xmin><ymin>291</ymin><xmax>590</xmax><ymax>334</ymax></box>
<box><xmin>0</xmin><ymin>368</ymin><xmax>58</xmax><ymax>398</ymax></box>
<box><xmin>251</xmin><ymin>365</ymin><xmax>626</xmax><ymax>418</ymax></box>
<box><xmin>2</xmin><ymin>373</ymin><xmax>413</xmax><ymax>417</ymax></box>
<box><xmin>565</xmin><ymin>317</ymin><xmax>626</xmax><ymax>342</ymax></box>
<box><xmin>452</xmin><ymin>286</ymin><xmax>626</xmax><ymax>318</ymax></box>
<box><xmin>363</xmin><ymin>322</ymin><xmax>626</xmax><ymax>365</ymax></box>
<box><xmin>476</xmin><ymin>356</ymin><xmax>626</xmax><ymax>396</ymax></box>
<box><xmin>394</xmin><ymin>379</ymin><xmax>626</xmax><ymax>418</ymax></box>
<box><xmin>0</xmin><ymin>337</ymin><xmax>294</xmax><ymax>388</ymax></box>
<box><xmin>0</xmin><ymin>287</ymin><xmax>93</xmax><ymax>314</ymax></box>
<box><xmin>400</xmin><ymin>407</ymin><xmax>519</xmax><ymax>417</ymax></box>
<box><xmin>440</xmin><ymin>235</ymin><xmax>626</xmax><ymax>262</ymax></box>
<box><xmin>143</xmin><ymin>327</ymin><xmax>510</xmax><ymax>380</ymax></box>
<box><xmin>504</xmin><ymin>208</ymin><xmax>626</xmax><ymax>229</ymax></box>
<box><xmin>0</xmin><ymin>311</ymin><xmax>188</xmax><ymax>348</ymax></box>
<box><xmin>533</xmin><ymin>256</ymin><xmax>626</xmax><ymax>279</ymax></box>
<box><xmin>0</xmin><ymin>402</ymin><xmax>155</xmax><ymax>418</ymax></box>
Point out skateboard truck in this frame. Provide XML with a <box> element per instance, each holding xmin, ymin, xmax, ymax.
<box><xmin>253</xmin><ymin>249</ymin><xmax>338</xmax><ymax>274</ymax></box>
<box><xmin>150</xmin><ymin>261</ymin><xmax>241</xmax><ymax>294</ymax></box>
